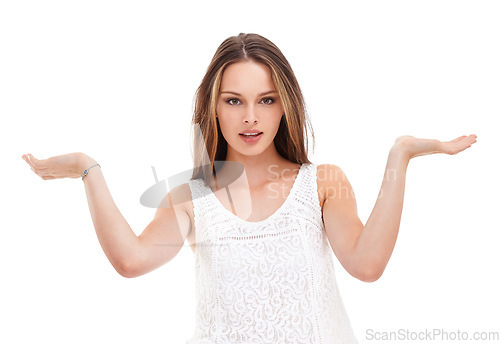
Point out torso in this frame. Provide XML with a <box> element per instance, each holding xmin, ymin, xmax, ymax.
<box><xmin>183</xmin><ymin>163</ymin><xmax>329</xmax><ymax>254</ymax></box>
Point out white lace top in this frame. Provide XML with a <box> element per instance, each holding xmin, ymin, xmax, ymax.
<box><xmin>186</xmin><ymin>162</ymin><xmax>358</xmax><ymax>344</ymax></box>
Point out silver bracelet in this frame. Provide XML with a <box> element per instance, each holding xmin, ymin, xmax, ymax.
<box><xmin>82</xmin><ymin>163</ymin><xmax>101</xmax><ymax>180</ymax></box>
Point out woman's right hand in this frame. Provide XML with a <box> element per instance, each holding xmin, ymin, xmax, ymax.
<box><xmin>21</xmin><ymin>152</ymin><xmax>92</xmax><ymax>180</ymax></box>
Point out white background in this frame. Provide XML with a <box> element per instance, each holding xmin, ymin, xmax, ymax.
<box><xmin>2</xmin><ymin>1</ymin><xmax>499</xmax><ymax>343</ymax></box>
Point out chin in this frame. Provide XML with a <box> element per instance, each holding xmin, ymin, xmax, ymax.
<box><xmin>231</xmin><ymin>141</ymin><xmax>275</xmax><ymax>156</ymax></box>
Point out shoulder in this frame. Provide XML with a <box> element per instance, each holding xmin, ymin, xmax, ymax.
<box><xmin>170</xmin><ymin>181</ymin><xmax>193</xmax><ymax>203</ymax></box>
<box><xmin>316</xmin><ymin>164</ymin><xmax>350</xmax><ymax>204</ymax></box>
<box><xmin>316</xmin><ymin>163</ymin><xmax>345</xmax><ymax>188</ymax></box>
<box><xmin>155</xmin><ymin>181</ymin><xmax>194</xmax><ymax>217</ymax></box>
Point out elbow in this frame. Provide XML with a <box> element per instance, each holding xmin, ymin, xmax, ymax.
<box><xmin>116</xmin><ymin>259</ymin><xmax>138</xmax><ymax>279</ymax></box>
<box><xmin>357</xmin><ymin>265</ymin><xmax>384</xmax><ymax>283</ymax></box>
<box><xmin>360</xmin><ymin>270</ymin><xmax>382</xmax><ymax>283</ymax></box>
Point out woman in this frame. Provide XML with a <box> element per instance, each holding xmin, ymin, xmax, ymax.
<box><xmin>21</xmin><ymin>33</ymin><xmax>477</xmax><ymax>343</ymax></box>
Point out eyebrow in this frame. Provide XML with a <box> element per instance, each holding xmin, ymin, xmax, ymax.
<box><xmin>220</xmin><ymin>90</ymin><xmax>278</xmax><ymax>97</ymax></box>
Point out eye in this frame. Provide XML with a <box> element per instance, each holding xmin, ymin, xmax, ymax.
<box><xmin>261</xmin><ymin>97</ymin><xmax>275</xmax><ymax>105</ymax></box>
<box><xmin>226</xmin><ymin>98</ymin><xmax>241</xmax><ymax>106</ymax></box>
<box><xmin>225</xmin><ymin>97</ymin><xmax>275</xmax><ymax>106</ymax></box>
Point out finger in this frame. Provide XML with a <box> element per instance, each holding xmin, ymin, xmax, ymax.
<box><xmin>468</xmin><ymin>134</ymin><xmax>478</xmax><ymax>143</ymax></box>
<box><xmin>445</xmin><ymin>136</ymin><xmax>467</xmax><ymax>144</ymax></box>
<box><xmin>23</xmin><ymin>155</ymin><xmax>36</xmax><ymax>170</ymax></box>
<box><xmin>459</xmin><ymin>135</ymin><xmax>477</xmax><ymax>147</ymax></box>
<box><xmin>25</xmin><ymin>156</ymin><xmax>44</xmax><ymax>172</ymax></box>
<box><xmin>35</xmin><ymin>170</ymin><xmax>55</xmax><ymax>180</ymax></box>
<box><xmin>440</xmin><ymin>134</ymin><xmax>477</xmax><ymax>155</ymax></box>
<box><xmin>457</xmin><ymin>134</ymin><xmax>477</xmax><ymax>142</ymax></box>
<box><xmin>446</xmin><ymin>134</ymin><xmax>477</xmax><ymax>146</ymax></box>
<box><xmin>30</xmin><ymin>167</ymin><xmax>43</xmax><ymax>178</ymax></box>
<box><xmin>449</xmin><ymin>139</ymin><xmax>475</xmax><ymax>154</ymax></box>
<box><xmin>466</xmin><ymin>135</ymin><xmax>477</xmax><ymax>146</ymax></box>
<box><xmin>23</xmin><ymin>154</ymin><xmax>37</xmax><ymax>169</ymax></box>
<box><xmin>27</xmin><ymin>154</ymin><xmax>48</xmax><ymax>170</ymax></box>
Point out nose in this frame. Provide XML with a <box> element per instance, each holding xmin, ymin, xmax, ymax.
<box><xmin>243</xmin><ymin>104</ymin><xmax>258</xmax><ymax>124</ymax></box>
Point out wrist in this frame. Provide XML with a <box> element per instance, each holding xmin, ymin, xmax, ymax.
<box><xmin>78</xmin><ymin>153</ymin><xmax>98</xmax><ymax>174</ymax></box>
<box><xmin>389</xmin><ymin>143</ymin><xmax>411</xmax><ymax>165</ymax></box>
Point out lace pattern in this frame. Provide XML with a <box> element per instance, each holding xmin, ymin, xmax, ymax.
<box><xmin>186</xmin><ymin>163</ymin><xmax>358</xmax><ymax>344</ymax></box>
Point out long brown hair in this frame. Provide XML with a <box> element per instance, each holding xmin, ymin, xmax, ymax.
<box><xmin>190</xmin><ymin>33</ymin><xmax>315</xmax><ymax>183</ymax></box>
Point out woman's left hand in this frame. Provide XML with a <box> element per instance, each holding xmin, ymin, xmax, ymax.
<box><xmin>392</xmin><ymin>134</ymin><xmax>478</xmax><ymax>160</ymax></box>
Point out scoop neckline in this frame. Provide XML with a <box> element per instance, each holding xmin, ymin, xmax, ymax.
<box><xmin>206</xmin><ymin>163</ymin><xmax>306</xmax><ymax>225</ymax></box>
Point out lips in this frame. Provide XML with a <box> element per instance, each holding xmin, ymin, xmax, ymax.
<box><xmin>239</xmin><ymin>132</ymin><xmax>263</xmax><ymax>137</ymax></box>
<box><xmin>239</xmin><ymin>131</ymin><xmax>263</xmax><ymax>143</ymax></box>
<box><xmin>239</xmin><ymin>130</ymin><xmax>263</xmax><ymax>135</ymax></box>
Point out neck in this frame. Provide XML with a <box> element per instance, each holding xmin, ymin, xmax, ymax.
<box><xmin>216</xmin><ymin>143</ymin><xmax>293</xmax><ymax>188</ymax></box>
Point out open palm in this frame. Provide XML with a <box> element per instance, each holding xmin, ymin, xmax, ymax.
<box><xmin>394</xmin><ymin>134</ymin><xmax>478</xmax><ymax>159</ymax></box>
<box><xmin>21</xmin><ymin>152</ymin><xmax>84</xmax><ymax>180</ymax></box>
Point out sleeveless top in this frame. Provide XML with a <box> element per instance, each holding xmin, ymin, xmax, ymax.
<box><xmin>186</xmin><ymin>163</ymin><xmax>359</xmax><ymax>344</ymax></box>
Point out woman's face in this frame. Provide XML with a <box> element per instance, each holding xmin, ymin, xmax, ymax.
<box><xmin>216</xmin><ymin>60</ymin><xmax>284</xmax><ymax>158</ymax></box>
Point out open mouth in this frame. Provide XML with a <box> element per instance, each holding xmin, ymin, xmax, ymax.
<box><xmin>239</xmin><ymin>132</ymin><xmax>263</xmax><ymax>143</ymax></box>
<box><xmin>239</xmin><ymin>132</ymin><xmax>263</xmax><ymax>137</ymax></box>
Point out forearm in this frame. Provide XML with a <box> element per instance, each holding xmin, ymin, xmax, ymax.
<box><xmin>353</xmin><ymin>146</ymin><xmax>410</xmax><ymax>279</ymax></box>
<box><xmin>79</xmin><ymin>154</ymin><xmax>139</xmax><ymax>276</ymax></box>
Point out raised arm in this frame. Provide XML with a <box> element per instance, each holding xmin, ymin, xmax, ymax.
<box><xmin>79</xmin><ymin>154</ymin><xmax>192</xmax><ymax>278</ymax></box>
<box><xmin>321</xmin><ymin>134</ymin><xmax>477</xmax><ymax>283</ymax></box>
<box><xmin>22</xmin><ymin>152</ymin><xmax>192</xmax><ymax>278</ymax></box>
